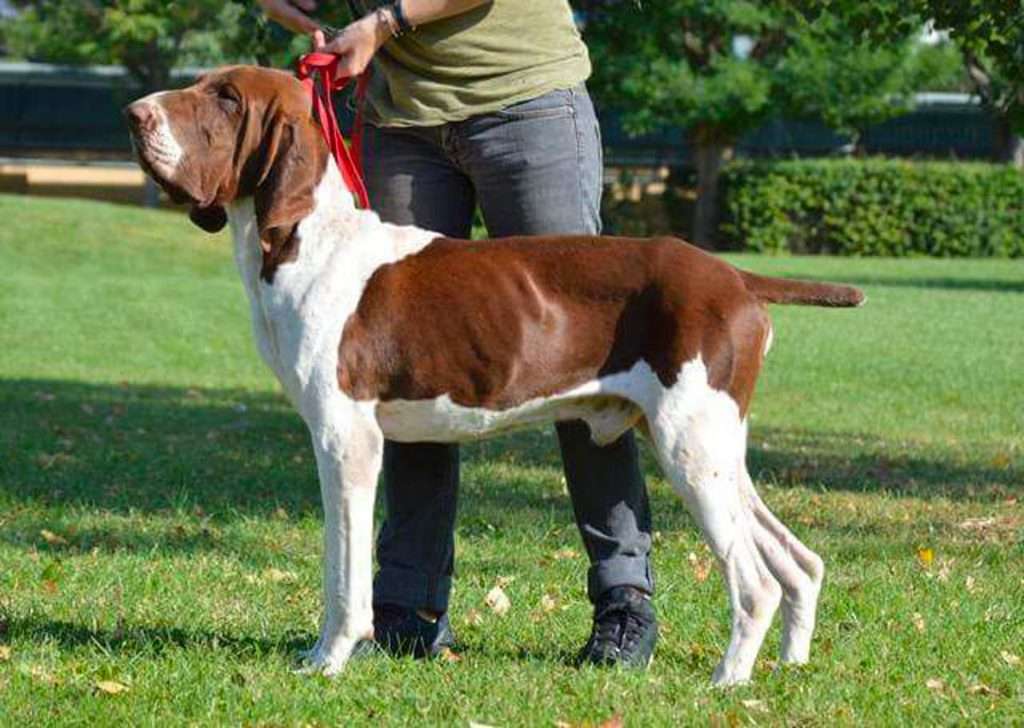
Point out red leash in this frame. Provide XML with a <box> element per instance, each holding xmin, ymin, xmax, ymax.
<box><xmin>296</xmin><ymin>52</ymin><xmax>371</xmax><ymax>210</ymax></box>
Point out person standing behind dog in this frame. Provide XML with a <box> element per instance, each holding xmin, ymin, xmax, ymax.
<box><xmin>258</xmin><ymin>0</ymin><xmax>658</xmax><ymax>667</ymax></box>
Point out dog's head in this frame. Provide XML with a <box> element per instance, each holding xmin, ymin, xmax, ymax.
<box><xmin>124</xmin><ymin>66</ymin><xmax>328</xmax><ymax>274</ymax></box>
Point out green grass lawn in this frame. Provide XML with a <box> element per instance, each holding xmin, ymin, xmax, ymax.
<box><xmin>1</xmin><ymin>194</ymin><xmax>1021</xmax><ymax>726</ymax></box>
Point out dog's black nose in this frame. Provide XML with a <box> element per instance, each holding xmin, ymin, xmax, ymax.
<box><xmin>123</xmin><ymin>102</ymin><xmax>156</xmax><ymax>133</ymax></box>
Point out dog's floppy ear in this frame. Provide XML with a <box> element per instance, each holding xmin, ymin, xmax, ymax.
<box><xmin>189</xmin><ymin>203</ymin><xmax>228</xmax><ymax>233</ymax></box>
<box><xmin>253</xmin><ymin>118</ymin><xmax>325</xmax><ymax>283</ymax></box>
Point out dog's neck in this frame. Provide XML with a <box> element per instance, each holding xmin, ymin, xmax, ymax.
<box><xmin>227</xmin><ymin>162</ymin><xmax>376</xmax><ymax>298</ymax></box>
<box><xmin>223</xmin><ymin>159</ymin><xmax>438</xmax><ymax>403</ymax></box>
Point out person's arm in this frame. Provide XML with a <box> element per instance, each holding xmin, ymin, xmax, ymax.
<box><xmin>260</xmin><ymin>1</ymin><xmax>492</xmax><ymax>79</ymax></box>
<box><xmin>315</xmin><ymin>0</ymin><xmax>492</xmax><ymax>77</ymax></box>
<box><xmin>257</xmin><ymin>0</ymin><xmax>321</xmax><ymax>34</ymax></box>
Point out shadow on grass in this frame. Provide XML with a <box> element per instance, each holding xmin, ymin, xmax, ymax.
<box><xmin>0</xmin><ymin>377</ymin><xmax>1017</xmax><ymax>538</ymax></box>
<box><xmin>5</xmin><ymin>614</ymin><xmax>309</xmax><ymax>659</ymax></box>
<box><xmin>745</xmin><ymin>426</ymin><xmax>1019</xmax><ymax>498</ymax></box>
<box><xmin>5</xmin><ymin>613</ymin><xmax>594</xmax><ymax>670</ymax></box>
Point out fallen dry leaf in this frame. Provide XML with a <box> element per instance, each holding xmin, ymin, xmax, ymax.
<box><xmin>990</xmin><ymin>452</ymin><xmax>1011</xmax><ymax>469</ymax></box>
<box><xmin>35</xmin><ymin>453</ymin><xmax>74</xmax><ymax>470</ymax></box>
<box><xmin>965</xmin><ymin>575</ymin><xmax>976</xmax><ymax>593</ymax></box>
<box><xmin>912</xmin><ymin>613</ymin><xmax>926</xmax><ymax>633</ymax></box>
<box><xmin>1001</xmin><ymin>651</ymin><xmax>1021</xmax><ymax>667</ymax></box>
<box><xmin>741</xmin><ymin>699</ymin><xmax>767</xmax><ymax>712</ymax></box>
<box><xmin>438</xmin><ymin>647</ymin><xmax>461</xmax><ymax>663</ymax></box>
<box><xmin>688</xmin><ymin>552</ymin><xmax>711</xmax><ymax>583</ymax></box>
<box><xmin>967</xmin><ymin>683</ymin><xmax>997</xmax><ymax>696</ymax></box>
<box><xmin>553</xmin><ymin>548</ymin><xmax>579</xmax><ymax>561</ymax></box>
<box><xmin>95</xmin><ymin>680</ymin><xmax>129</xmax><ymax>695</ymax></box>
<box><xmin>263</xmin><ymin>568</ymin><xmax>297</xmax><ymax>583</ymax></box>
<box><xmin>40</xmin><ymin>529</ymin><xmax>68</xmax><ymax>547</ymax></box>
<box><xmin>0</xmin><ymin>645</ymin><xmax>10</xmax><ymax>661</ymax></box>
<box><xmin>27</xmin><ymin>666</ymin><xmax>60</xmax><ymax>685</ymax></box>
<box><xmin>531</xmin><ymin>594</ymin><xmax>559</xmax><ymax>623</ymax></box>
<box><xmin>464</xmin><ymin>608</ymin><xmax>484</xmax><ymax>626</ymax></box>
<box><xmin>925</xmin><ymin>677</ymin><xmax>945</xmax><ymax>691</ymax></box>
<box><xmin>469</xmin><ymin>722</ymin><xmax>497</xmax><ymax>728</ymax></box>
<box><xmin>958</xmin><ymin>517</ymin><xmax>997</xmax><ymax>531</ymax></box>
<box><xmin>916</xmin><ymin>547</ymin><xmax>935</xmax><ymax>568</ymax></box>
<box><xmin>557</xmin><ymin>718</ymin><xmax>624</xmax><ymax>728</ymax></box>
<box><xmin>485</xmin><ymin>585</ymin><xmax>511</xmax><ymax>616</ymax></box>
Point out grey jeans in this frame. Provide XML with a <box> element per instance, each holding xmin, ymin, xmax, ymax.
<box><xmin>364</xmin><ymin>85</ymin><xmax>654</xmax><ymax>612</ymax></box>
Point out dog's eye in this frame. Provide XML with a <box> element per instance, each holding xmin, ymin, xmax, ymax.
<box><xmin>216</xmin><ymin>85</ymin><xmax>240</xmax><ymax>111</ymax></box>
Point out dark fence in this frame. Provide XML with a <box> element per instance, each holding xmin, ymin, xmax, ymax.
<box><xmin>0</xmin><ymin>60</ymin><xmax>999</xmax><ymax>163</ymax></box>
<box><xmin>601</xmin><ymin>93</ymin><xmax>997</xmax><ymax>165</ymax></box>
<box><xmin>0</xmin><ymin>61</ymin><xmax>204</xmax><ymax>157</ymax></box>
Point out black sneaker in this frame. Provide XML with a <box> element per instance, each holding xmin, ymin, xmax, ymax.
<box><xmin>373</xmin><ymin>603</ymin><xmax>456</xmax><ymax>658</ymax></box>
<box><xmin>578</xmin><ymin>586</ymin><xmax>658</xmax><ymax>668</ymax></box>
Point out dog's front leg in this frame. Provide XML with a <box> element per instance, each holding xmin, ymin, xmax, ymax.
<box><xmin>298</xmin><ymin>404</ymin><xmax>382</xmax><ymax>676</ymax></box>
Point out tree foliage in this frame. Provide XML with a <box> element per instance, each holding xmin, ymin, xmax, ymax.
<box><xmin>1</xmin><ymin>1</ymin><xmax>349</xmax><ymax>90</ymax></box>
<box><xmin>580</xmin><ymin>1</ymin><xmax>787</xmax><ymax>142</ymax></box>
<box><xmin>4</xmin><ymin>1</ymin><xmax>226</xmax><ymax>90</ymax></box>
<box><xmin>785</xmin><ymin>0</ymin><xmax>1024</xmax><ymax>132</ymax></box>
<box><xmin>924</xmin><ymin>1</ymin><xmax>1024</xmax><ymax>133</ymax></box>
<box><xmin>776</xmin><ymin>18</ymin><xmax>946</xmax><ymax>142</ymax></box>
<box><xmin>577</xmin><ymin>0</ymin><xmax>936</xmax><ymax>243</ymax></box>
<box><xmin>581</xmin><ymin>1</ymin><xmax>938</xmax><ymax>143</ymax></box>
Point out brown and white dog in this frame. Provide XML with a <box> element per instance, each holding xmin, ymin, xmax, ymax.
<box><xmin>125</xmin><ymin>66</ymin><xmax>864</xmax><ymax>685</ymax></box>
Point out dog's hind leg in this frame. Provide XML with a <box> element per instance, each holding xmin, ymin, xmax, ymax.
<box><xmin>298</xmin><ymin>401</ymin><xmax>383</xmax><ymax>676</ymax></box>
<box><xmin>646</xmin><ymin>387</ymin><xmax>781</xmax><ymax>686</ymax></box>
<box><xmin>739</xmin><ymin>465</ymin><xmax>823</xmax><ymax>665</ymax></box>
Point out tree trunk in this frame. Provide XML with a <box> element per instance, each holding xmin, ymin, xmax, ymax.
<box><xmin>994</xmin><ymin>115</ymin><xmax>1024</xmax><ymax>170</ymax></box>
<box><xmin>963</xmin><ymin>50</ymin><xmax>1024</xmax><ymax>170</ymax></box>
<box><xmin>691</xmin><ymin>129</ymin><xmax>733</xmax><ymax>249</ymax></box>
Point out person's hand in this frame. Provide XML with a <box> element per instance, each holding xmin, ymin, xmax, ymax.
<box><xmin>312</xmin><ymin>13</ymin><xmax>391</xmax><ymax>79</ymax></box>
<box><xmin>258</xmin><ymin>0</ymin><xmax>321</xmax><ymax>34</ymax></box>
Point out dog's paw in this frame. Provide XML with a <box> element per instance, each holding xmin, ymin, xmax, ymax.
<box><xmin>293</xmin><ymin>639</ymin><xmax>357</xmax><ymax>677</ymax></box>
<box><xmin>711</xmin><ymin>662</ymin><xmax>753</xmax><ymax>687</ymax></box>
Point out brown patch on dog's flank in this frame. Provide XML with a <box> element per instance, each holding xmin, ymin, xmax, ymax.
<box><xmin>337</xmin><ymin>235</ymin><xmax>855</xmax><ymax>417</ymax></box>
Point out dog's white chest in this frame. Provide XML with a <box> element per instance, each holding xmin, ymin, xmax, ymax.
<box><xmin>227</xmin><ymin>165</ymin><xmax>437</xmax><ymax>416</ymax></box>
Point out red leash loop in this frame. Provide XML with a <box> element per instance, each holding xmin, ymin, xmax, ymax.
<box><xmin>296</xmin><ymin>52</ymin><xmax>371</xmax><ymax>210</ymax></box>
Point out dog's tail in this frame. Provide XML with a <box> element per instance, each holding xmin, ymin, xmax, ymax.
<box><xmin>739</xmin><ymin>270</ymin><xmax>865</xmax><ymax>308</ymax></box>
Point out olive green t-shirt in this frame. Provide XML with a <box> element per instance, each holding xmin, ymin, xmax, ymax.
<box><xmin>354</xmin><ymin>1</ymin><xmax>591</xmax><ymax>127</ymax></box>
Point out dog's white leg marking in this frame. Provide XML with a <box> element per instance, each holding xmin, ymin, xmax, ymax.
<box><xmin>739</xmin><ymin>465</ymin><xmax>823</xmax><ymax>664</ymax></box>
<box><xmin>298</xmin><ymin>402</ymin><xmax>382</xmax><ymax>676</ymax></box>
<box><xmin>646</xmin><ymin>359</ymin><xmax>781</xmax><ymax>686</ymax></box>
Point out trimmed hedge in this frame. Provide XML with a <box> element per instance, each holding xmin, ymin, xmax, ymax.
<box><xmin>721</xmin><ymin>158</ymin><xmax>1024</xmax><ymax>257</ymax></box>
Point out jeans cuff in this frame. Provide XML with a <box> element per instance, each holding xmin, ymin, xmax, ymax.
<box><xmin>587</xmin><ymin>555</ymin><xmax>654</xmax><ymax>603</ymax></box>
<box><xmin>374</xmin><ymin>565</ymin><xmax>453</xmax><ymax>614</ymax></box>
